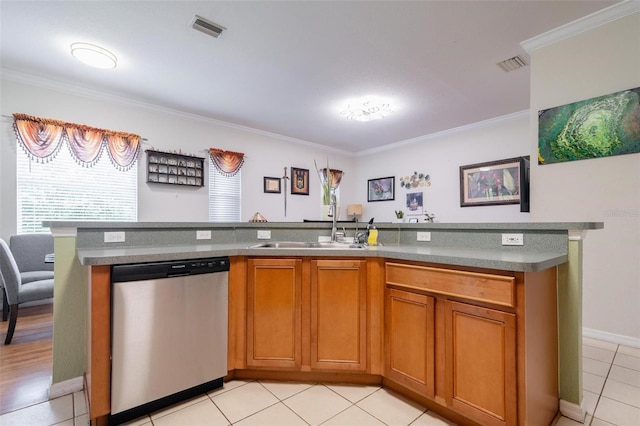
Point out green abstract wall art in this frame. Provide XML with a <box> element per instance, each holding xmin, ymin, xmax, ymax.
<box><xmin>538</xmin><ymin>87</ymin><xmax>640</xmax><ymax>165</ymax></box>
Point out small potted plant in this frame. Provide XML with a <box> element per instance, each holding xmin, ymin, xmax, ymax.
<box><xmin>394</xmin><ymin>210</ymin><xmax>405</xmax><ymax>223</ymax></box>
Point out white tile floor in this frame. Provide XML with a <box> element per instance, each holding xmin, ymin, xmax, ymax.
<box><xmin>1</xmin><ymin>337</ymin><xmax>638</xmax><ymax>426</ymax></box>
<box><xmin>564</xmin><ymin>337</ymin><xmax>640</xmax><ymax>426</ymax></box>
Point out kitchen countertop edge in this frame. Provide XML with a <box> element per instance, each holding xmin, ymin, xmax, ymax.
<box><xmin>46</xmin><ymin>220</ymin><xmax>604</xmax><ymax>231</ymax></box>
<box><xmin>77</xmin><ymin>243</ymin><xmax>567</xmax><ymax>272</ymax></box>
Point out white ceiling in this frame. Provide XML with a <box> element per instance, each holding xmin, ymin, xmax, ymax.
<box><xmin>0</xmin><ymin>1</ymin><xmax>619</xmax><ymax>153</ymax></box>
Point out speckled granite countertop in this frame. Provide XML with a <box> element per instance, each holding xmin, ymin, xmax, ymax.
<box><xmin>76</xmin><ymin>242</ymin><xmax>567</xmax><ymax>272</ymax></box>
<box><xmin>56</xmin><ymin>221</ymin><xmax>602</xmax><ymax>272</ymax></box>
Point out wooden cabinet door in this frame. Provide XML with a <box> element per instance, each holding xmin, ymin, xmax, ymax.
<box><xmin>247</xmin><ymin>258</ymin><xmax>302</xmax><ymax>369</ymax></box>
<box><xmin>384</xmin><ymin>288</ymin><xmax>435</xmax><ymax>397</ymax></box>
<box><xmin>444</xmin><ymin>300</ymin><xmax>517</xmax><ymax>426</ymax></box>
<box><xmin>310</xmin><ymin>259</ymin><xmax>367</xmax><ymax>372</ymax></box>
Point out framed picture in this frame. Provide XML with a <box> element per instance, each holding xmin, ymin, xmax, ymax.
<box><xmin>460</xmin><ymin>156</ymin><xmax>530</xmax><ymax>211</ymax></box>
<box><xmin>538</xmin><ymin>87</ymin><xmax>640</xmax><ymax>165</ymax></box>
<box><xmin>291</xmin><ymin>167</ymin><xmax>309</xmax><ymax>195</ymax></box>
<box><xmin>263</xmin><ymin>176</ymin><xmax>281</xmax><ymax>194</ymax></box>
<box><xmin>367</xmin><ymin>176</ymin><xmax>395</xmax><ymax>202</ymax></box>
<box><xmin>406</xmin><ymin>192</ymin><xmax>423</xmax><ymax>215</ymax></box>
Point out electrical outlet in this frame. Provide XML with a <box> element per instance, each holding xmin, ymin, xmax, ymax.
<box><xmin>104</xmin><ymin>231</ymin><xmax>125</xmax><ymax>243</ymax></box>
<box><xmin>257</xmin><ymin>230</ymin><xmax>271</xmax><ymax>240</ymax></box>
<box><xmin>417</xmin><ymin>231</ymin><xmax>431</xmax><ymax>242</ymax></box>
<box><xmin>196</xmin><ymin>230</ymin><xmax>211</xmax><ymax>240</ymax></box>
<box><xmin>502</xmin><ymin>233</ymin><xmax>524</xmax><ymax>246</ymax></box>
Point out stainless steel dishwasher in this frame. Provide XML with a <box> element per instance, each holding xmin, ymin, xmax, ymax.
<box><xmin>110</xmin><ymin>257</ymin><xmax>229</xmax><ymax>425</ymax></box>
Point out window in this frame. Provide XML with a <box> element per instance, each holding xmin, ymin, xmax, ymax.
<box><xmin>17</xmin><ymin>147</ymin><xmax>138</xmax><ymax>233</ymax></box>
<box><xmin>208</xmin><ymin>159</ymin><xmax>241</xmax><ymax>222</ymax></box>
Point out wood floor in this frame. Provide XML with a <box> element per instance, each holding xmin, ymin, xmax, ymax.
<box><xmin>0</xmin><ymin>303</ymin><xmax>53</xmax><ymax>415</ymax></box>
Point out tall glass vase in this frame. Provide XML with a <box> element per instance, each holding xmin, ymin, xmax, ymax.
<box><xmin>321</xmin><ymin>205</ymin><xmax>332</xmax><ymax>221</ymax></box>
<box><xmin>321</xmin><ymin>187</ymin><xmax>340</xmax><ymax>221</ymax></box>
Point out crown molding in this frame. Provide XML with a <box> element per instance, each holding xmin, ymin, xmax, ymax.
<box><xmin>0</xmin><ymin>68</ymin><xmax>353</xmax><ymax>157</ymax></box>
<box><xmin>357</xmin><ymin>110</ymin><xmax>529</xmax><ymax>157</ymax></box>
<box><xmin>1</xmin><ymin>68</ymin><xmax>531</xmax><ymax>158</ymax></box>
<box><xmin>521</xmin><ymin>0</ymin><xmax>640</xmax><ymax>53</ymax></box>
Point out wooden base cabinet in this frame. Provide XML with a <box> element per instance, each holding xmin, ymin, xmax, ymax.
<box><xmin>311</xmin><ymin>259</ymin><xmax>367</xmax><ymax>372</ymax></box>
<box><xmin>384</xmin><ymin>288</ymin><xmax>435</xmax><ymax>397</ymax></box>
<box><xmin>246</xmin><ymin>258</ymin><xmax>302</xmax><ymax>369</ymax></box>
<box><xmin>246</xmin><ymin>258</ymin><xmax>369</xmax><ymax>373</ymax></box>
<box><xmin>384</xmin><ymin>261</ymin><xmax>558</xmax><ymax>426</ymax></box>
<box><xmin>444</xmin><ymin>300</ymin><xmax>517</xmax><ymax>426</ymax></box>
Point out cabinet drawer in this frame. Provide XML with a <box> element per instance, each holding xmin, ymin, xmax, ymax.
<box><xmin>385</xmin><ymin>262</ymin><xmax>515</xmax><ymax>307</ymax></box>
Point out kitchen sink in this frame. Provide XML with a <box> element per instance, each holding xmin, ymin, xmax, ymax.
<box><xmin>249</xmin><ymin>241</ymin><xmax>365</xmax><ymax>249</ymax></box>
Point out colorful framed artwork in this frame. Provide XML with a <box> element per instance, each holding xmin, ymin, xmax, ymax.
<box><xmin>460</xmin><ymin>156</ymin><xmax>530</xmax><ymax>211</ymax></box>
<box><xmin>406</xmin><ymin>192</ymin><xmax>424</xmax><ymax>215</ymax></box>
<box><xmin>291</xmin><ymin>167</ymin><xmax>309</xmax><ymax>195</ymax></box>
<box><xmin>367</xmin><ymin>176</ymin><xmax>395</xmax><ymax>202</ymax></box>
<box><xmin>263</xmin><ymin>176</ymin><xmax>281</xmax><ymax>194</ymax></box>
<box><xmin>538</xmin><ymin>87</ymin><xmax>640</xmax><ymax>165</ymax></box>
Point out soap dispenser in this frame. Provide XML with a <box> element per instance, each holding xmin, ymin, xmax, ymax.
<box><xmin>366</xmin><ymin>218</ymin><xmax>378</xmax><ymax>245</ymax></box>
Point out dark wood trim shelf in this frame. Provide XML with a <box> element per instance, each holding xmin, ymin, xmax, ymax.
<box><xmin>146</xmin><ymin>150</ymin><xmax>204</xmax><ymax>187</ymax></box>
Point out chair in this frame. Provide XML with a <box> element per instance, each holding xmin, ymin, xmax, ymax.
<box><xmin>2</xmin><ymin>233</ymin><xmax>54</xmax><ymax>321</ymax></box>
<box><xmin>9</xmin><ymin>233</ymin><xmax>54</xmax><ymax>284</ymax></box>
<box><xmin>0</xmin><ymin>238</ymin><xmax>54</xmax><ymax>344</ymax></box>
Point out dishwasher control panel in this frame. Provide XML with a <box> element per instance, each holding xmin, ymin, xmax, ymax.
<box><xmin>112</xmin><ymin>256</ymin><xmax>230</xmax><ymax>283</ymax></box>
<box><xmin>184</xmin><ymin>258</ymin><xmax>230</xmax><ymax>275</ymax></box>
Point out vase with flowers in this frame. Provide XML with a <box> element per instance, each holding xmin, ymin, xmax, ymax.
<box><xmin>314</xmin><ymin>159</ymin><xmax>343</xmax><ymax>220</ymax></box>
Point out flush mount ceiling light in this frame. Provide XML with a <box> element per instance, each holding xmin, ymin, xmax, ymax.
<box><xmin>340</xmin><ymin>99</ymin><xmax>394</xmax><ymax>122</ymax></box>
<box><xmin>70</xmin><ymin>42</ymin><xmax>117</xmax><ymax>69</ymax></box>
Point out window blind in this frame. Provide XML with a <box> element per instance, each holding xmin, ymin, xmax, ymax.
<box><xmin>208</xmin><ymin>159</ymin><xmax>241</xmax><ymax>222</ymax></box>
<box><xmin>17</xmin><ymin>147</ymin><xmax>137</xmax><ymax>233</ymax></box>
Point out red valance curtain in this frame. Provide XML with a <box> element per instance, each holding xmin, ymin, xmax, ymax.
<box><xmin>13</xmin><ymin>113</ymin><xmax>141</xmax><ymax>170</ymax></box>
<box><xmin>209</xmin><ymin>148</ymin><xmax>245</xmax><ymax>176</ymax></box>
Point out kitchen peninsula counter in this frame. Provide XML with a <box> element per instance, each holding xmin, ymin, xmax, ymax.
<box><xmin>54</xmin><ymin>220</ymin><xmax>602</xmax><ymax>272</ymax></box>
<box><xmin>46</xmin><ymin>221</ymin><xmax>602</xmax><ymax>426</ymax></box>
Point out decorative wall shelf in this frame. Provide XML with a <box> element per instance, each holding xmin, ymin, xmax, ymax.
<box><xmin>146</xmin><ymin>150</ymin><xmax>204</xmax><ymax>187</ymax></box>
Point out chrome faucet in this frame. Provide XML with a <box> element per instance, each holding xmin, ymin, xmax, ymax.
<box><xmin>353</xmin><ymin>220</ymin><xmax>367</xmax><ymax>244</ymax></box>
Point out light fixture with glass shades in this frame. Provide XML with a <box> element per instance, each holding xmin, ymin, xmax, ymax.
<box><xmin>70</xmin><ymin>42</ymin><xmax>117</xmax><ymax>69</ymax></box>
<box><xmin>340</xmin><ymin>98</ymin><xmax>395</xmax><ymax>122</ymax></box>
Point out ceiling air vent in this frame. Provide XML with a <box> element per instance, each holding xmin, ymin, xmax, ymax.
<box><xmin>497</xmin><ymin>55</ymin><xmax>527</xmax><ymax>72</ymax></box>
<box><xmin>191</xmin><ymin>15</ymin><xmax>225</xmax><ymax>38</ymax></box>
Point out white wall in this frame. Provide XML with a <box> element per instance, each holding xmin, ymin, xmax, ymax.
<box><xmin>0</xmin><ymin>77</ymin><xmax>356</xmax><ymax>239</ymax></box>
<box><xmin>354</xmin><ymin>113</ymin><xmax>531</xmax><ymax>223</ymax></box>
<box><xmin>529</xmin><ymin>12</ymin><xmax>640</xmax><ymax>342</ymax></box>
<box><xmin>1</xmin><ymin>76</ymin><xmax>531</xmax><ymax>238</ymax></box>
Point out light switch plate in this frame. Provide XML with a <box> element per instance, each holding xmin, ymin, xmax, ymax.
<box><xmin>257</xmin><ymin>230</ymin><xmax>271</xmax><ymax>240</ymax></box>
<box><xmin>417</xmin><ymin>232</ymin><xmax>431</xmax><ymax>242</ymax></box>
<box><xmin>104</xmin><ymin>231</ymin><xmax>125</xmax><ymax>243</ymax></box>
<box><xmin>502</xmin><ymin>233</ymin><xmax>524</xmax><ymax>246</ymax></box>
<box><xmin>196</xmin><ymin>230</ymin><xmax>212</xmax><ymax>240</ymax></box>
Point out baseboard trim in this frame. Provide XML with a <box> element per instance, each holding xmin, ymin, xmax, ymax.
<box><xmin>49</xmin><ymin>376</ymin><xmax>84</xmax><ymax>399</ymax></box>
<box><xmin>584</xmin><ymin>328</ymin><xmax>640</xmax><ymax>348</ymax></box>
<box><xmin>560</xmin><ymin>399</ymin><xmax>586</xmax><ymax>423</ymax></box>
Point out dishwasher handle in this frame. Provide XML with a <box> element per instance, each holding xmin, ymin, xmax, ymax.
<box><xmin>167</xmin><ymin>272</ymin><xmax>190</xmax><ymax>278</ymax></box>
